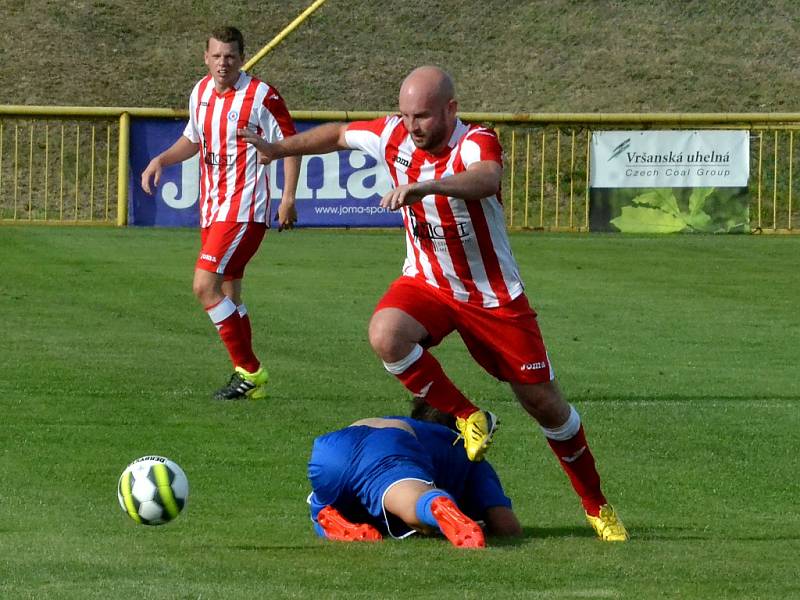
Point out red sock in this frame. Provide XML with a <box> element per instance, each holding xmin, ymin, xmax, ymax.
<box><xmin>206</xmin><ymin>297</ymin><xmax>260</xmax><ymax>373</ymax></box>
<box><xmin>383</xmin><ymin>345</ymin><xmax>478</xmax><ymax>418</ymax></box>
<box><xmin>543</xmin><ymin>408</ymin><xmax>607</xmax><ymax>516</ymax></box>
<box><xmin>237</xmin><ymin>303</ymin><xmax>252</xmax><ymax>348</ymax></box>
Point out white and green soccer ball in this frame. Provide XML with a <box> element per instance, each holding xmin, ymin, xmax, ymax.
<box><xmin>117</xmin><ymin>456</ymin><xmax>189</xmax><ymax>525</ymax></box>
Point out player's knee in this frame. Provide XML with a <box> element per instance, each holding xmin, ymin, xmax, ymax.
<box><xmin>192</xmin><ymin>279</ymin><xmax>209</xmax><ymax>300</ymax></box>
<box><xmin>368</xmin><ymin>315</ymin><xmax>397</xmax><ymax>358</ymax></box>
<box><xmin>192</xmin><ymin>277</ymin><xmax>220</xmax><ymax>305</ymax></box>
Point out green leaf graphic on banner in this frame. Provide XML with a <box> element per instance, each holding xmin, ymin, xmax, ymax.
<box><xmin>683</xmin><ymin>210</ymin><xmax>713</xmax><ymax>230</ymax></box>
<box><xmin>609</xmin><ymin>187</ymin><xmax>723</xmax><ymax>233</ymax></box>
<box><xmin>632</xmin><ymin>188</ymin><xmax>681</xmax><ymax>217</ymax></box>
<box><xmin>689</xmin><ymin>187</ymin><xmax>714</xmax><ymax>215</ymax></box>
<box><xmin>611</xmin><ymin>206</ymin><xmax>687</xmax><ymax>233</ymax></box>
<box><xmin>591</xmin><ymin>186</ymin><xmax>749</xmax><ymax>233</ymax></box>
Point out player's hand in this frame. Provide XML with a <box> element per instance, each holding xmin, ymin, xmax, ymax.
<box><xmin>237</xmin><ymin>128</ymin><xmax>278</xmax><ymax>164</ymax></box>
<box><xmin>276</xmin><ymin>196</ymin><xmax>298</xmax><ymax>231</ymax></box>
<box><xmin>379</xmin><ymin>183</ymin><xmax>427</xmax><ymax>210</ymax></box>
<box><xmin>141</xmin><ymin>159</ymin><xmax>163</xmax><ymax>195</ymax></box>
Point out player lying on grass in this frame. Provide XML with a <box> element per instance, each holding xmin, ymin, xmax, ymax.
<box><xmin>306</xmin><ymin>402</ymin><xmax>522</xmax><ymax>548</ymax></box>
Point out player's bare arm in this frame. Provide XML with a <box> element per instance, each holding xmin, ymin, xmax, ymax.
<box><xmin>237</xmin><ymin>122</ymin><xmax>349</xmax><ymax>165</ymax></box>
<box><xmin>380</xmin><ymin>160</ymin><xmax>502</xmax><ymax>210</ymax></box>
<box><xmin>484</xmin><ymin>506</ymin><xmax>523</xmax><ymax>538</ymax></box>
<box><xmin>276</xmin><ymin>155</ymin><xmax>300</xmax><ymax>231</ymax></box>
<box><xmin>141</xmin><ymin>136</ymin><xmax>199</xmax><ymax>195</ymax></box>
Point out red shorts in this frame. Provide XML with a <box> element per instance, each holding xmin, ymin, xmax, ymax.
<box><xmin>196</xmin><ymin>221</ymin><xmax>267</xmax><ymax>281</ymax></box>
<box><xmin>374</xmin><ymin>276</ymin><xmax>554</xmax><ymax>384</ymax></box>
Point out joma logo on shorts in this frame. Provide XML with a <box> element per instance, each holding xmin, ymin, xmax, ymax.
<box><xmin>521</xmin><ymin>361</ymin><xmax>546</xmax><ymax>371</ymax></box>
<box><xmin>201</xmin><ymin>253</ymin><xmax>217</xmax><ymax>263</ymax></box>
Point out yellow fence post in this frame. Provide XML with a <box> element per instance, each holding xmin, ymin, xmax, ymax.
<box><xmin>74</xmin><ymin>125</ymin><xmax>80</xmax><ymax>220</ymax></box>
<box><xmin>757</xmin><ymin>132</ymin><xmax>763</xmax><ymax>230</ymax></box>
<box><xmin>569</xmin><ymin>130</ymin><xmax>575</xmax><ymax>229</ymax></box>
<box><xmin>28</xmin><ymin>125</ymin><xmax>34</xmax><ymax>219</ymax></box>
<box><xmin>509</xmin><ymin>129</ymin><xmax>516</xmax><ymax>227</ymax></box>
<box><xmin>790</xmin><ymin>131</ymin><xmax>794</xmax><ymax>230</ymax></box>
<box><xmin>585</xmin><ymin>130</ymin><xmax>591</xmax><ymax>230</ymax></box>
<box><xmin>117</xmin><ymin>112</ymin><xmax>130</xmax><ymax>227</ymax></box>
<box><xmin>773</xmin><ymin>131</ymin><xmax>778</xmax><ymax>231</ymax></box>
<box><xmin>524</xmin><ymin>132</ymin><xmax>531</xmax><ymax>228</ymax></box>
<box><xmin>44</xmin><ymin>125</ymin><xmax>49</xmax><ymax>220</ymax></box>
<box><xmin>539</xmin><ymin>131</ymin><xmax>546</xmax><ymax>228</ymax></box>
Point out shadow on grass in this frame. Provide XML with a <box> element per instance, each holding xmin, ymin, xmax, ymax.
<box><xmin>229</xmin><ymin>526</ymin><xmax>597</xmax><ymax>551</ymax></box>
<box><xmin>487</xmin><ymin>525</ymin><xmax>596</xmax><ymax>547</ymax></box>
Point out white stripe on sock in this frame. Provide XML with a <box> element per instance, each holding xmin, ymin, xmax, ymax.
<box><xmin>383</xmin><ymin>344</ymin><xmax>424</xmax><ymax>375</ymax></box>
<box><xmin>541</xmin><ymin>405</ymin><xmax>581</xmax><ymax>441</ymax></box>
<box><xmin>206</xmin><ymin>296</ymin><xmax>237</xmax><ymax>324</ymax></box>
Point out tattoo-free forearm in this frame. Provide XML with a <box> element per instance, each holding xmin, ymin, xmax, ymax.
<box><xmin>282</xmin><ymin>155</ymin><xmax>300</xmax><ymax>197</ymax></box>
<box><xmin>413</xmin><ymin>162</ymin><xmax>501</xmax><ymax>201</ymax></box>
<box><xmin>155</xmin><ymin>136</ymin><xmax>199</xmax><ymax>167</ymax></box>
<box><xmin>274</xmin><ymin>122</ymin><xmax>349</xmax><ymax>159</ymax></box>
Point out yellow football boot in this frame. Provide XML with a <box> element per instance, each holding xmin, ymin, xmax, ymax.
<box><xmin>454</xmin><ymin>410</ymin><xmax>499</xmax><ymax>462</ymax></box>
<box><xmin>213</xmin><ymin>366</ymin><xmax>269</xmax><ymax>400</ymax></box>
<box><xmin>586</xmin><ymin>504</ymin><xmax>629</xmax><ymax>542</ymax></box>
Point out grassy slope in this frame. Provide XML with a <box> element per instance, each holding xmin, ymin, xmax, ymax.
<box><xmin>0</xmin><ymin>227</ymin><xmax>798</xmax><ymax>598</ymax></box>
<box><xmin>3</xmin><ymin>1</ymin><xmax>800</xmax><ymax>112</ymax></box>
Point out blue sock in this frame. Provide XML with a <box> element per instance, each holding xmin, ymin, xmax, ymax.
<box><xmin>415</xmin><ymin>489</ymin><xmax>454</xmax><ymax>529</ymax></box>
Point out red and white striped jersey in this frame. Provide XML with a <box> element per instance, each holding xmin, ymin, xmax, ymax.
<box><xmin>183</xmin><ymin>72</ymin><xmax>296</xmax><ymax>227</ymax></box>
<box><xmin>345</xmin><ymin>116</ymin><xmax>523</xmax><ymax>308</ymax></box>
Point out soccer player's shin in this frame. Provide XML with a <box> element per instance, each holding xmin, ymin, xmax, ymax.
<box><xmin>541</xmin><ymin>405</ymin><xmax>606</xmax><ymax>515</ymax></box>
<box><xmin>205</xmin><ymin>296</ymin><xmax>260</xmax><ymax>372</ymax></box>
<box><xmin>383</xmin><ymin>344</ymin><xmax>477</xmax><ymax>418</ymax></box>
<box><xmin>237</xmin><ymin>303</ymin><xmax>252</xmax><ymax>348</ymax></box>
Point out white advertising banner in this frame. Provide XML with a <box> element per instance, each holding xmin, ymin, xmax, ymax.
<box><xmin>590</xmin><ymin>130</ymin><xmax>750</xmax><ymax>189</ymax></box>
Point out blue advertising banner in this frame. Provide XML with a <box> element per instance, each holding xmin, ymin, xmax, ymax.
<box><xmin>128</xmin><ymin>118</ymin><xmax>401</xmax><ymax>228</ymax></box>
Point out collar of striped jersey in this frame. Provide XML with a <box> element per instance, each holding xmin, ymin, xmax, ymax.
<box><xmin>213</xmin><ymin>71</ymin><xmax>249</xmax><ymax>97</ymax></box>
<box><xmin>427</xmin><ymin>118</ymin><xmax>469</xmax><ymax>158</ymax></box>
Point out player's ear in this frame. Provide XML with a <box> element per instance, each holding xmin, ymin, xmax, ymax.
<box><xmin>446</xmin><ymin>99</ymin><xmax>458</xmax><ymax>118</ymax></box>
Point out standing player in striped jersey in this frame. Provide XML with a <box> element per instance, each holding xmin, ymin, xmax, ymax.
<box><xmin>239</xmin><ymin>66</ymin><xmax>628</xmax><ymax>541</ymax></box>
<box><xmin>141</xmin><ymin>26</ymin><xmax>300</xmax><ymax>400</ymax></box>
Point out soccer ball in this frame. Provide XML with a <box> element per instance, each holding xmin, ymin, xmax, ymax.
<box><xmin>117</xmin><ymin>455</ymin><xmax>189</xmax><ymax>525</ymax></box>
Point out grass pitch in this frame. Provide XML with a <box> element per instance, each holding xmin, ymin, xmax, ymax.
<box><xmin>0</xmin><ymin>226</ymin><xmax>798</xmax><ymax>599</ymax></box>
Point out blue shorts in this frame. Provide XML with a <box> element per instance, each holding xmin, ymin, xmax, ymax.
<box><xmin>307</xmin><ymin>420</ymin><xmax>513</xmax><ymax>538</ymax></box>
<box><xmin>308</xmin><ymin>426</ymin><xmax>434</xmax><ymax>536</ymax></box>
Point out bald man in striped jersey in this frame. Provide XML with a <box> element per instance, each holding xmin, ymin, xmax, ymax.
<box><xmin>142</xmin><ymin>26</ymin><xmax>300</xmax><ymax>400</ymax></box>
<box><xmin>240</xmin><ymin>66</ymin><xmax>628</xmax><ymax>542</ymax></box>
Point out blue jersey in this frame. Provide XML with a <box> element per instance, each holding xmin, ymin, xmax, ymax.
<box><xmin>307</xmin><ymin>417</ymin><xmax>512</xmax><ymax>538</ymax></box>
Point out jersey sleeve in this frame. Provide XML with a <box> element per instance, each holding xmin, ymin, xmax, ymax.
<box><xmin>344</xmin><ymin>117</ymin><xmax>389</xmax><ymax>161</ymax></box>
<box><xmin>459</xmin><ymin>460</ymin><xmax>512</xmax><ymax>518</ymax></box>
<box><xmin>182</xmin><ymin>85</ymin><xmax>201</xmax><ymax>143</ymax></box>
<box><xmin>459</xmin><ymin>127</ymin><xmax>503</xmax><ymax>168</ymax></box>
<box><xmin>260</xmin><ymin>86</ymin><xmax>297</xmax><ymax>142</ymax></box>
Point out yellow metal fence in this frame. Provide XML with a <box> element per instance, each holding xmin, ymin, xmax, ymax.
<box><xmin>496</xmin><ymin>119</ymin><xmax>799</xmax><ymax>232</ymax></box>
<box><xmin>1</xmin><ymin>106</ymin><xmax>799</xmax><ymax>232</ymax></box>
